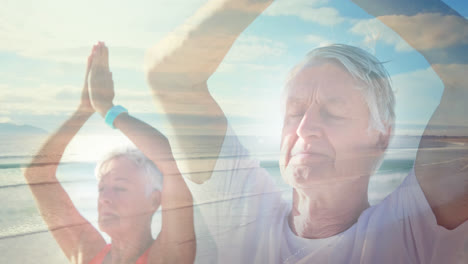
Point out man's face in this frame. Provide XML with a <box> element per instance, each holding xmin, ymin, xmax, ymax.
<box><xmin>280</xmin><ymin>62</ymin><xmax>386</xmax><ymax>188</ymax></box>
<box><xmin>97</xmin><ymin>157</ymin><xmax>159</xmax><ymax>235</ymax></box>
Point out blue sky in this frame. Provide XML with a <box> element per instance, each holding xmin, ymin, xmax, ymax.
<box><xmin>1</xmin><ymin>0</ymin><xmax>467</xmax><ymax>156</ymax></box>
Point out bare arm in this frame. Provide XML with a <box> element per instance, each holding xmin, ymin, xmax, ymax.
<box><xmin>23</xmin><ymin>53</ymin><xmax>105</xmax><ymax>263</ymax></box>
<box><xmin>114</xmin><ymin>114</ymin><xmax>196</xmax><ymax>264</ymax></box>
<box><xmin>353</xmin><ymin>0</ymin><xmax>468</xmax><ymax>229</ymax></box>
<box><xmin>145</xmin><ymin>0</ymin><xmax>273</xmax><ymax>183</ymax></box>
<box><xmin>89</xmin><ymin>43</ymin><xmax>196</xmax><ymax>263</ymax></box>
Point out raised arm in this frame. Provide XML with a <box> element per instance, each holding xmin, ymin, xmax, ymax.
<box><xmin>89</xmin><ymin>43</ymin><xmax>196</xmax><ymax>263</ymax></box>
<box><xmin>353</xmin><ymin>0</ymin><xmax>468</xmax><ymax>229</ymax></box>
<box><xmin>23</xmin><ymin>48</ymin><xmax>105</xmax><ymax>263</ymax></box>
<box><xmin>145</xmin><ymin>0</ymin><xmax>273</xmax><ymax>183</ymax></box>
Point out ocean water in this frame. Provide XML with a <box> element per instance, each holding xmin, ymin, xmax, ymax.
<box><xmin>0</xmin><ymin>134</ymin><xmax>422</xmax><ymax>238</ymax></box>
<box><xmin>0</xmin><ymin>133</ymin><xmax>428</xmax><ymax>262</ymax></box>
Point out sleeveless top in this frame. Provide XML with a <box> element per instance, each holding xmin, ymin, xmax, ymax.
<box><xmin>89</xmin><ymin>244</ymin><xmax>150</xmax><ymax>264</ymax></box>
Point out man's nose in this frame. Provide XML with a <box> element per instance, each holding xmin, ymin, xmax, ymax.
<box><xmin>296</xmin><ymin>107</ymin><xmax>324</xmax><ymax>141</ymax></box>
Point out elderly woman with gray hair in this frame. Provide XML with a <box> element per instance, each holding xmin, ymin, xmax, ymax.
<box><xmin>24</xmin><ymin>42</ymin><xmax>196</xmax><ymax>264</ymax></box>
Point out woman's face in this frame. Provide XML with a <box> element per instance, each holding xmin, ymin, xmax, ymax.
<box><xmin>97</xmin><ymin>157</ymin><xmax>159</xmax><ymax>236</ymax></box>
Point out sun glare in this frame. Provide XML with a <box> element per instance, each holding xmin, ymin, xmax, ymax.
<box><xmin>65</xmin><ymin>133</ymin><xmax>135</xmax><ymax>163</ymax></box>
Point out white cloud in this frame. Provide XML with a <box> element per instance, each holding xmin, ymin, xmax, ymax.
<box><xmin>216</xmin><ymin>87</ymin><xmax>283</xmax><ymax>140</ymax></box>
<box><xmin>0</xmin><ymin>116</ymin><xmax>12</xmax><ymax>123</ymax></box>
<box><xmin>350</xmin><ymin>18</ymin><xmax>413</xmax><ymax>53</ymax></box>
<box><xmin>0</xmin><ymin>82</ymin><xmax>157</xmax><ymax>116</ymax></box>
<box><xmin>0</xmin><ymin>83</ymin><xmax>80</xmax><ymax>115</ymax></box>
<box><xmin>304</xmin><ymin>35</ymin><xmax>333</xmax><ymax>47</ymax></box>
<box><xmin>378</xmin><ymin>13</ymin><xmax>468</xmax><ymax>51</ymax></box>
<box><xmin>391</xmin><ymin>67</ymin><xmax>443</xmax><ymax>129</ymax></box>
<box><xmin>225</xmin><ymin>35</ymin><xmax>287</xmax><ymax>63</ymax></box>
<box><xmin>392</xmin><ymin>65</ymin><xmax>468</xmax><ymax>136</ymax></box>
<box><xmin>392</xmin><ymin>67</ymin><xmax>443</xmax><ymax>102</ymax></box>
<box><xmin>265</xmin><ymin>0</ymin><xmax>344</xmax><ymax>26</ymax></box>
<box><xmin>432</xmin><ymin>63</ymin><xmax>468</xmax><ymax>89</ymax></box>
<box><xmin>0</xmin><ymin>0</ymin><xmax>207</xmax><ymax>69</ymax></box>
<box><xmin>351</xmin><ymin>13</ymin><xmax>468</xmax><ymax>53</ymax></box>
<box><xmin>212</xmin><ymin>35</ymin><xmax>287</xmax><ymax>73</ymax></box>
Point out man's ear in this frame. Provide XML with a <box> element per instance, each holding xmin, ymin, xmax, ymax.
<box><xmin>149</xmin><ymin>190</ymin><xmax>161</xmax><ymax>212</ymax></box>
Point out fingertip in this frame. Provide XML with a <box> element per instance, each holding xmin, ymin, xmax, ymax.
<box><xmin>104</xmin><ymin>45</ymin><xmax>109</xmax><ymax>56</ymax></box>
<box><xmin>96</xmin><ymin>44</ymin><xmax>102</xmax><ymax>56</ymax></box>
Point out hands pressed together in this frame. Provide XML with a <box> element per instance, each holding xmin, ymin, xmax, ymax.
<box><xmin>78</xmin><ymin>42</ymin><xmax>115</xmax><ymax>118</ymax></box>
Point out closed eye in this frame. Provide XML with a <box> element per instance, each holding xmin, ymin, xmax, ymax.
<box><xmin>286</xmin><ymin>106</ymin><xmax>306</xmax><ymax>118</ymax></box>
<box><xmin>321</xmin><ymin>109</ymin><xmax>345</xmax><ymax>120</ymax></box>
<box><xmin>287</xmin><ymin>112</ymin><xmax>304</xmax><ymax>118</ymax></box>
<box><xmin>113</xmin><ymin>187</ymin><xmax>127</xmax><ymax>192</ymax></box>
<box><xmin>286</xmin><ymin>99</ymin><xmax>307</xmax><ymax>118</ymax></box>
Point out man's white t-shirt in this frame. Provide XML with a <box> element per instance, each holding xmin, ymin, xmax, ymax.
<box><xmin>187</xmin><ymin>128</ymin><xmax>468</xmax><ymax>263</ymax></box>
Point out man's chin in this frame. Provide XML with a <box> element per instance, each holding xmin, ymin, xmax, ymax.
<box><xmin>282</xmin><ymin>165</ymin><xmax>335</xmax><ymax>188</ymax></box>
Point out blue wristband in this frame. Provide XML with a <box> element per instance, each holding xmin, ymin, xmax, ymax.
<box><xmin>104</xmin><ymin>105</ymin><xmax>128</xmax><ymax>129</ymax></box>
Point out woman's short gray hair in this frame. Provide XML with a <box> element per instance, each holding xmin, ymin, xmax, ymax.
<box><xmin>286</xmin><ymin>44</ymin><xmax>395</xmax><ymax>134</ymax></box>
<box><xmin>95</xmin><ymin>147</ymin><xmax>163</xmax><ymax>195</ymax></box>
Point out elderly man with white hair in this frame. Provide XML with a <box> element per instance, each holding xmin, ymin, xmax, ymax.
<box><xmin>145</xmin><ymin>0</ymin><xmax>468</xmax><ymax>263</ymax></box>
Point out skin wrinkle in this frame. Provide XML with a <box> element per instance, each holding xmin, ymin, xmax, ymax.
<box><xmin>291</xmin><ymin>180</ymin><xmax>370</xmax><ymax>238</ymax></box>
<box><xmin>284</xmin><ymin>57</ymin><xmax>393</xmax><ymax>134</ymax></box>
<box><xmin>280</xmin><ymin>62</ymin><xmax>387</xmax><ymax>238</ymax></box>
